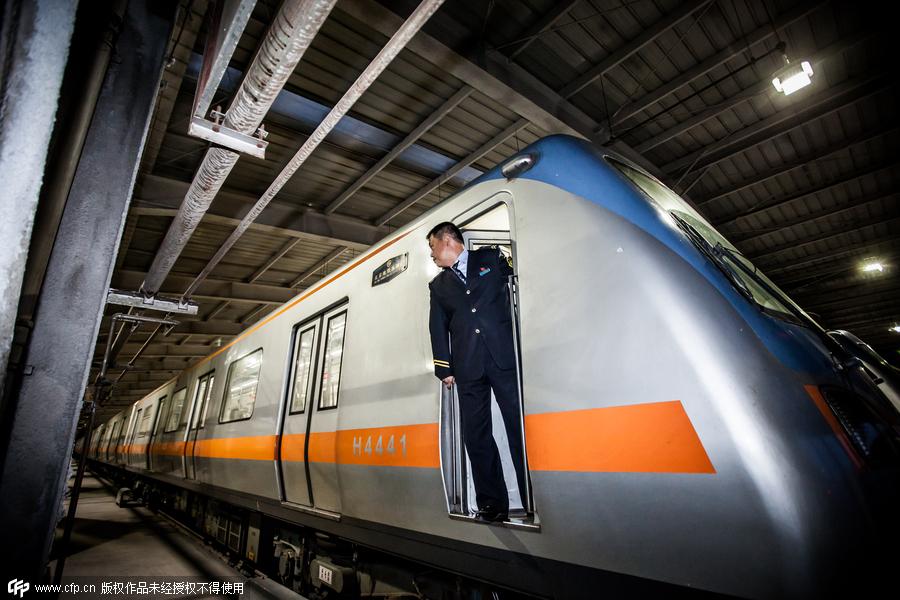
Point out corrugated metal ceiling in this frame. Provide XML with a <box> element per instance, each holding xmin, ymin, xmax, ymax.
<box><xmin>92</xmin><ymin>0</ymin><xmax>897</xmax><ymax>419</ymax></box>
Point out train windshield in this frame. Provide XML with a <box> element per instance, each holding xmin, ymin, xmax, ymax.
<box><xmin>608</xmin><ymin>157</ymin><xmax>813</xmax><ymax>324</ymax></box>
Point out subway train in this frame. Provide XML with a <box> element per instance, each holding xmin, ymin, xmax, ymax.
<box><xmin>86</xmin><ymin>135</ymin><xmax>900</xmax><ymax>599</ymax></box>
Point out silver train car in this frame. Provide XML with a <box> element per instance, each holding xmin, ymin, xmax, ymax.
<box><xmin>86</xmin><ymin>135</ymin><xmax>900</xmax><ymax>599</ymax></box>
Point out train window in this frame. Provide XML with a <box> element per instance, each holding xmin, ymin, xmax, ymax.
<box><xmin>107</xmin><ymin>420</ymin><xmax>121</xmax><ymax>458</ymax></box>
<box><xmin>137</xmin><ymin>408</ymin><xmax>153</xmax><ymax>438</ymax></box>
<box><xmin>607</xmin><ymin>157</ymin><xmax>803</xmax><ymax>321</ymax></box>
<box><xmin>190</xmin><ymin>371</ymin><xmax>215</xmax><ymax>430</ymax></box>
<box><xmin>289</xmin><ymin>327</ymin><xmax>316</xmax><ymax>413</ymax></box>
<box><xmin>164</xmin><ymin>387</ymin><xmax>187</xmax><ymax>432</ymax></box>
<box><xmin>94</xmin><ymin>424</ymin><xmax>105</xmax><ymax>455</ymax></box>
<box><xmin>130</xmin><ymin>409</ymin><xmax>143</xmax><ymax>445</ymax></box>
<box><xmin>153</xmin><ymin>397</ymin><xmax>167</xmax><ymax>436</ymax></box>
<box><xmin>220</xmin><ymin>349</ymin><xmax>263</xmax><ymax>423</ymax></box>
<box><xmin>318</xmin><ymin>312</ymin><xmax>347</xmax><ymax>410</ymax></box>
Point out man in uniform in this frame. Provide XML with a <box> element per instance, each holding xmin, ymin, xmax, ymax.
<box><xmin>426</xmin><ymin>221</ymin><xmax>526</xmax><ymax>523</ymax></box>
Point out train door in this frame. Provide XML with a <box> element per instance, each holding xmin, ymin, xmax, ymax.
<box><xmin>148</xmin><ymin>396</ymin><xmax>166</xmax><ymax>470</ymax></box>
<box><xmin>106</xmin><ymin>420</ymin><xmax>120</xmax><ymax>462</ymax></box>
<box><xmin>93</xmin><ymin>424</ymin><xmax>105</xmax><ymax>460</ymax></box>
<box><xmin>278</xmin><ymin>301</ymin><xmax>348</xmax><ymax>517</ymax></box>
<box><xmin>138</xmin><ymin>401</ymin><xmax>156</xmax><ymax>469</ymax></box>
<box><xmin>164</xmin><ymin>387</ymin><xmax>187</xmax><ymax>476</ymax></box>
<box><xmin>127</xmin><ymin>408</ymin><xmax>143</xmax><ymax>466</ymax></box>
<box><xmin>184</xmin><ymin>371</ymin><xmax>214</xmax><ymax>479</ymax></box>
<box><xmin>116</xmin><ymin>415</ymin><xmax>129</xmax><ymax>464</ymax></box>
<box><xmin>120</xmin><ymin>409</ymin><xmax>137</xmax><ymax>464</ymax></box>
<box><xmin>441</xmin><ymin>197</ymin><xmax>534</xmax><ymax>523</ymax></box>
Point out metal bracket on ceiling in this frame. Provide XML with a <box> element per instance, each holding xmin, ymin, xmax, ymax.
<box><xmin>188</xmin><ymin>0</ymin><xmax>266</xmax><ymax>157</ymax></box>
<box><xmin>107</xmin><ymin>288</ymin><xmax>198</xmax><ymax>315</ymax></box>
<box><xmin>188</xmin><ymin>112</ymin><xmax>269</xmax><ymax>159</ymax></box>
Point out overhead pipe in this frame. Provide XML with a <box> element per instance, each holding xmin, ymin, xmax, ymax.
<box><xmin>182</xmin><ymin>0</ymin><xmax>446</xmax><ymax>299</ymax></box>
<box><xmin>141</xmin><ymin>0</ymin><xmax>337</xmax><ymax>296</ymax></box>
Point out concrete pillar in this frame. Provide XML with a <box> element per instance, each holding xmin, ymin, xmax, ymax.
<box><xmin>0</xmin><ymin>0</ymin><xmax>175</xmax><ymax>581</ymax></box>
<box><xmin>0</xmin><ymin>0</ymin><xmax>78</xmax><ymax>414</ymax></box>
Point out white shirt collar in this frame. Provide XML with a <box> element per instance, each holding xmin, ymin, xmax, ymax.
<box><xmin>453</xmin><ymin>248</ymin><xmax>469</xmax><ymax>276</ymax></box>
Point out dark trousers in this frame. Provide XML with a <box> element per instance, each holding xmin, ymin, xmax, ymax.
<box><xmin>457</xmin><ymin>356</ymin><xmax>527</xmax><ymax>512</ymax></box>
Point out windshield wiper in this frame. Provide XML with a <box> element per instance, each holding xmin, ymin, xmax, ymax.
<box><xmin>712</xmin><ymin>242</ymin><xmax>756</xmax><ymax>302</ymax></box>
<box><xmin>669</xmin><ymin>213</ymin><xmax>755</xmax><ymax>303</ymax></box>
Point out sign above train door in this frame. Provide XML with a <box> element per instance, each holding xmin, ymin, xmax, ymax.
<box><xmin>372</xmin><ymin>253</ymin><xmax>409</xmax><ymax>287</ymax></box>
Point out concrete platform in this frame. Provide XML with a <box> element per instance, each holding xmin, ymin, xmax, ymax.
<box><xmin>47</xmin><ymin>466</ymin><xmax>302</xmax><ymax>599</ymax></box>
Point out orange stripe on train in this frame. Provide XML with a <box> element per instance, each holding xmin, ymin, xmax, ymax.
<box><xmin>525</xmin><ymin>401</ymin><xmax>715</xmax><ymax>474</ymax></box>
<box><xmin>140</xmin><ymin>402</ymin><xmax>714</xmax><ymax>473</ymax></box>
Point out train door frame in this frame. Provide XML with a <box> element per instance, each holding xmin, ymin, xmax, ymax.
<box><xmin>148</xmin><ymin>395</ymin><xmax>167</xmax><ymax>471</ymax></box>
<box><xmin>441</xmin><ymin>194</ymin><xmax>536</xmax><ymax>524</ymax></box>
<box><xmin>278</xmin><ymin>317</ymin><xmax>321</xmax><ymax>508</ymax></box>
<box><xmin>106</xmin><ymin>419</ymin><xmax>120</xmax><ymax>462</ymax></box>
<box><xmin>93</xmin><ymin>424</ymin><xmax>105</xmax><ymax>460</ymax></box>
<box><xmin>184</xmin><ymin>370</ymin><xmax>215</xmax><ymax>480</ymax></box>
<box><xmin>122</xmin><ymin>406</ymin><xmax>138</xmax><ymax>465</ymax></box>
<box><xmin>128</xmin><ymin>407</ymin><xmax>143</xmax><ymax>467</ymax></box>
<box><xmin>276</xmin><ymin>297</ymin><xmax>348</xmax><ymax>520</ymax></box>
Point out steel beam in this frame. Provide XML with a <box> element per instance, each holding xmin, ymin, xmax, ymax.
<box><xmin>608</xmin><ymin>0</ymin><xmax>826</xmax><ymax>128</ymax></box>
<box><xmin>638</xmin><ymin>33</ymin><xmax>871</xmax><ymax>154</ymax></box>
<box><xmin>241</xmin><ymin>304</ymin><xmax>271</xmax><ymax>324</ymax></box>
<box><xmin>502</xmin><ymin>0</ymin><xmax>580</xmax><ymax>61</ymax></box>
<box><xmin>93</xmin><ymin>343</ymin><xmax>211</xmax><ymax>358</ymax></box>
<box><xmin>290</xmin><ymin>247</ymin><xmax>348</xmax><ymax>288</ymax></box>
<box><xmin>696</xmin><ymin>124</ymin><xmax>900</xmax><ymax>207</ymax></box>
<box><xmin>793</xmin><ymin>275</ymin><xmax>900</xmax><ymax>303</ymax></box>
<box><xmin>798</xmin><ymin>284</ymin><xmax>900</xmax><ymax>312</ymax></box>
<box><xmin>730</xmin><ymin>191</ymin><xmax>897</xmax><ymax>246</ymax></box>
<box><xmin>111</xmin><ymin>270</ymin><xmax>298</xmax><ymax>305</ymax></box>
<box><xmin>776</xmin><ymin>248</ymin><xmax>900</xmax><ymax>288</ymax></box>
<box><xmin>559</xmin><ymin>0</ymin><xmax>714</xmax><ymax>99</ymax></box>
<box><xmin>715</xmin><ymin>161</ymin><xmax>900</xmax><ymax>230</ymax></box>
<box><xmin>750</xmin><ymin>215</ymin><xmax>900</xmax><ymax>264</ymax></box>
<box><xmin>339</xmin><ymin>0</ymin><xmax>589</xmax><ymax>138</ymax></box>
<box><xmin>325</xmin><ymin>85</ymin><xmax>474</xmax><ymax>215</ymax></box>
<box><xmin>663</xmin><ymin>74</ymin><xmax>891</xmax><ymax>176</ymax></box>
<box><xmin>133</xmin><ymin>174</ymin><xmax>379</xmax><ymax>250</ymax></box>
<box><xmin>0</xmin><ymin>0</ymin><xmax>174</xmax><ymax>581</ymax></box>
<box><xmin>766</xmin><ymin>237</ymin><xmax>900</xmax><ymax>277</ymax></box>
<box><xmin>375</xmin><ymin>119</ymin><xmax>529</xmax><ymax>226</ymax></box>
<box><xmin>248</xmin><ymin>238</ymin><xmax>302</xmax><ymax>283</ymax></box>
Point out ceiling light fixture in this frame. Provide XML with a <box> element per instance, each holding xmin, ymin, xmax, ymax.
<box><xmin>771</xmin><ymin>43</ymin><xmax>813</xmax><ymax>96</ymax></box>
<box><xmin>862</xmin><ymin>261</ymin><xmax>885</xmax><ymax>273</ymax></box>
<box><xmin>890</xmin><ymin>325</ymin><xmax>900</xmax><ymax>334</ymax></box>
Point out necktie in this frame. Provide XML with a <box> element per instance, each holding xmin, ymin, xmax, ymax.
<box><xmin>452</xmin><ymin>262</ymin><xmax>466</xmax><ymax>284</ymax></box>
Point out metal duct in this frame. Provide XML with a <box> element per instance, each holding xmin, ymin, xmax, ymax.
<box><xmin>182</xmin><ymin>0</ymin><xmax>445</xmax><ymax>299</ymax></box>
<box><xmin>141</xmin><ymin>0</ymin><xmax>337</xmax><ymax>295</ymax></box>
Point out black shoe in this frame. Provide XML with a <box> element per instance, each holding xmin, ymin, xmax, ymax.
<box><xmin>474</xmin><ymin>506</ymin><xmax>508</xmax><ymax>523</ymax></box>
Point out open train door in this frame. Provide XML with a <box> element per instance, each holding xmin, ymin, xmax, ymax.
<box><xmin>440</xmin><ymin>194</ymin><xmax>536</xmax><ymax>527</ymax></box>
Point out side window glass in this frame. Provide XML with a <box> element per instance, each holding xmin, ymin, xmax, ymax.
<box><xmin>319</xmin><ymin>313</ymin><xmax>347</xmax><ymax>410</ymax></box>
<box><xmin>290</xmin><ymin>327</ymin><xmax>316</xmax><ymax>414</ymax></box>
<box><xmin>108</xmin><ymin>421</ymin><xmax>121</xmax><ymax>455</ymax></box>
<box><xmin>153</xmin><ymin>397</ymin><xmax>167</xmax><ymax>437</ymax></box>
<box><xmin>138</xmin><ymin>408</ymin><xmax>153</xmax><ymax>438</ymax></box>
<box><xmin>131</xmin><ymin>409</ymin><xmax>143</xmax><ymax>443</ymax></box>
<box><xmin>165</xmin><ymin>388</ymin><xmax>187</xmax><ymax>432</ymax></box>
<box><xmin>220</xmin><ymin>349</ymin><xmax>263</xmax><ymax>423</ymax></box>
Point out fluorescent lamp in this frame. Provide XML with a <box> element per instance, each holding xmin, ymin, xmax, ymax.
<box><xmin>890</xmin><ymin>325</ymin><xmax>900</xmax><ymax>334</ymax></box>
<box><xmin>862</xmin><ymin>261</ymin><xmax>884</xmax><ymax>273</ymax></box>
<box><xmin>772</xmin><ymin>59</ymin><xmax>813</xmax><ymax>95</ymax></box>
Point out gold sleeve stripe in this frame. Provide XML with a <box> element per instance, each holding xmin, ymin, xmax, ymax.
<box><xmin>433</xmin><ymin>360</ymin><xmax>450</xmax><ymax>367</ymax></box>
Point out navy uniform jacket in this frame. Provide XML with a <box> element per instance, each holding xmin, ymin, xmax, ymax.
<box><xmin>429</xmin><ymin>247</ymin><xmax>515</xmax><ymax>382</ymax></box>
